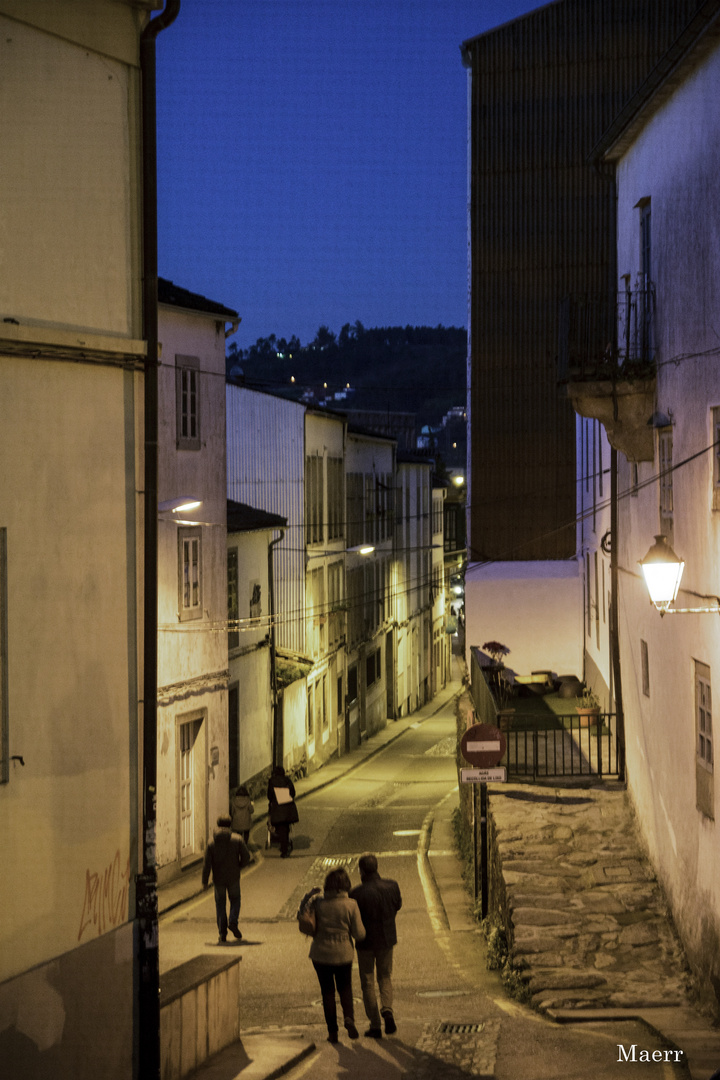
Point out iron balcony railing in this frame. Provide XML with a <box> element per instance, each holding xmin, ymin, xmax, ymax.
<box><xmin>504</xmin><ymin>713</ymin><xmax>620</xmax><ymax>781</ymax></box>
<box><xmin>558</xmin><ymin>283</ymin><xmax>655</xmax><ymax>383</ymax></box>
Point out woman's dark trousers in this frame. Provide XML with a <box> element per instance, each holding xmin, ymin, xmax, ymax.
<box><xmin>312</xmin><ymin>961</ymin><xmax>354</xmax><ymax>1035</ymax></box>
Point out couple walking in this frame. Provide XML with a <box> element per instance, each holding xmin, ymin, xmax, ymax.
<box><xmin>299</xmin><ymin>853</ymin><xmax>402</xmax><ymax>1044</ymax></box>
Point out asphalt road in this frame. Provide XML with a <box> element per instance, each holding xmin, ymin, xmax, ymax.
<box><xmin>159</xmin><ymin>700</ymin><xmax>688</xmax><ymax>1080</ymax></box>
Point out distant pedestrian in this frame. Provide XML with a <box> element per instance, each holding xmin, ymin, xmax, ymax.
<box><xmin>298</xmin><ymin>868</ymin><xmax>366</xmax><ymax>1043</ymax></box>
<box><xmin>349</xmin><ymin>853</ymin><xmax>402</xmax><ymax>1037</ymax></box>
<box><xmin>202</xmin><ymin>815</ymin><xmax>251</xmax><ymax>944</ymax></box>
<box><xmin>230</xmin><ymin>784</ymin><xmax>254</xmax><ymax>843</ymax></box>
<box><xmin>267</xmin><ymin>764</ymin><xmax>297</xmax><ymax>857</ymax></box>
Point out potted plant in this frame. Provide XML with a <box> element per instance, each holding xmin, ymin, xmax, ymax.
<box><xmin>576</xmin><ymin>686</ymin><xmax>601</xmax><ymax>727</ymax></box>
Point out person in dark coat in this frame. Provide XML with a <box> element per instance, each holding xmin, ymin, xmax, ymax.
<box><xmin>267</xmin><ymin>764</ymin><xmax>297</xmax><ymax>857</ymax></box>
<box><xmin>349</xmin><ymin>853</ymin><xmax>402</xmax><ymax>1037</ymax></box>
<box><xmin>202</xmin><ymin>814</ymin><xmax>251</xmax><ymax>944</ymax></box>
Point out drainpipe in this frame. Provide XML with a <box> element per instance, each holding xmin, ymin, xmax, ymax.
<box><xmin>139</xmin><ymin>4</ymin><xmax>180</xmax><ymax>1079</ymax></box>
<box><xmin>269</xmin><ymin>529</ymin><xmax>285</xmax><ymax>767</ymax></box>
<box><xmin>610</xmin><ymin>447</ymin><xmax>626</xmax><ymax>782</ymax></box>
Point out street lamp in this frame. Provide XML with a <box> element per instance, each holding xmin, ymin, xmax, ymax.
<box><xmin>639</xmin><ymin>534</ymin><xmax>684</xmax><ymax>613</ymax></box>
<box><xmin>158</xmin><ymin>496</ymin><xmax>202</xmax><ymax>514</ymax></box>
<box><xmin>639</xmin><ymin>534</ymin><xmax>720</xmax><ymax>614</ymax></box>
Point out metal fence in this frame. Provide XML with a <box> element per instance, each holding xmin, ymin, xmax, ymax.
<box><xmin>504</xmin><ymin>714</ymin><xmax>619</xmax><ymax>780</ymax></box>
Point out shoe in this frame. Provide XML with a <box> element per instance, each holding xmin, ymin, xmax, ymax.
<box><xmin>229</xmin><ymin>925</ymin><xmax>243</xmax><ymax>940</ymax></box>
<box><xmin>364</xmin><ymin>1027</ymin><xmax>382</xmax><ymax>1038</ymax></box>
<box><xmin>344</xmin><ymin>1017</ymin><xmax>359</xmax><ymax>1040</ymax></box>
<box><xmin>217</xmin><ymin>936</ymin><xmax>226</xmax><ymax>945</ymax></box>
<box><xmin>327</xmin><ymin>1031</ymin><xmax>338</xmax><ymax>1044</ymax></box>
<box><xmin>381</xmin><ymin>1009</ymin><xmax>397</xmax><ymax>1035</ymax></box>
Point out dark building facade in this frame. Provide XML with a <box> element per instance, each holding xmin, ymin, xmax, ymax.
<box><xmin>462</xmin><ymin>0</ymin><xmax>705</xmax><ymax>564</ymax></box>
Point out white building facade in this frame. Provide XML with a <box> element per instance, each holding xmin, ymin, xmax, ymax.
<box><xmin>587</xmin><ymin>21</ymin><xmax>720</xmax><ymax>1013</ymax></box>
<box><xmin>155</xmin><ymin>280</ymin><xmax>239</xmax><ymax>883</ymax></box>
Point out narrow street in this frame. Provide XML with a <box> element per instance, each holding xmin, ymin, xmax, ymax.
<box><xmin>159</xmin><ymin>685</ymin><xmax>688</xmax><ymax>1080</ymax></box>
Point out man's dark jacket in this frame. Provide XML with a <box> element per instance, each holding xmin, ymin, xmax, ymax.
<box><xmin>350</xmin><ymin>872</ymin><xmax>402</xmax><ymax>950</ymax></box>
<box><xmin>202</xmin><ymin>827</ymin><xmax>251</xmax><ymax>887</ymax></box>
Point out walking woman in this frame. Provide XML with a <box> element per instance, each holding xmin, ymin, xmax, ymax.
<box><xmin>299</xmin><ymin>868</ymin><xmax>365</xmax><ymax>1043</ymax></box>
<box><xmin>267</xmin><ymin>764</ymin><xmax>297</xmax><ymax>857</ymax></box>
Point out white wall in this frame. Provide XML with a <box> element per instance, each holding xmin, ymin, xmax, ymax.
<box><xmin>613</xmin><ymin>39</ymin><xmax>720</xmax><ymax>1009</ymax></box>
<box><xmin>465</xmin><ymin>560</ymin><xmax>583</xmax><ymax>679</ymax></box>
<box><xmin>156</xmin><ymin>304</ymin><xmax>229</xmax><ymax>875</ymax></box>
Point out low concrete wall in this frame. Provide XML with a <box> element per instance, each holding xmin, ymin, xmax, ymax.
<box><xmin>160</xmin><ymin>955</ymin><xmax>241</xmax><ymax>1080</ymax></box>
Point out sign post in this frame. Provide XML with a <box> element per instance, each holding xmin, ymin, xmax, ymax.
<box><xmin>460</xmin><ymin>723</ymin><xmax>507</xmax><ymax>920</ymax></box>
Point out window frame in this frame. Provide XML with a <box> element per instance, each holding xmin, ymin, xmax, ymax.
<box><xmin>176</xmin><ymin>354</ymin><xmax>201</xmax><ymax>450</ymax></box>
<box><xmin>179</xmin><ymin>526</ymin><xmax>203</xmax><ymax>621</ymax></box>
<box><xmin>227</xmin><ymin>546</ymin><xmax>239</xmax><ymax>651</ymax></box>
<box><xmin>694</xmin><ymin>660</ymin><xmax>714</xmax><ymax>819</ymax></box>
<box><xmin>712</xmin><ymin>406</ymin><xmax>720</xmax><ymax>511</ymax></box>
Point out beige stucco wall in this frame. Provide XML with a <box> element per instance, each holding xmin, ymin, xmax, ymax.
<box><xmin>0</xmin><ymin>358</ymin><xmax>139</xmax><ymax>980</ymax></box>
<box><xmin>0</xmin><ymin>11</ymin><xmax>142</xmax><ymax>340</ymax></box>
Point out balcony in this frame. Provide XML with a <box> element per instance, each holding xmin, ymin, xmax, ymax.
<box><xmin>558</xmin><ymin>286</ymin><xmax>656</xmax><ymax>461</ymax></box>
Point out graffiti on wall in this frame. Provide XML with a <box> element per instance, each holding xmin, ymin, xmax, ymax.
<box><xmin>78</xmin><ymin>850</ymin><xmax>131</xmax><ymax>941</ymax></box>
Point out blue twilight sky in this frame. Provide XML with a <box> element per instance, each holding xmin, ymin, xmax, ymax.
<box><xmin>156</xmin><ymin>0</ymin><xmax>544</xmax><ymax>350</ymax></box>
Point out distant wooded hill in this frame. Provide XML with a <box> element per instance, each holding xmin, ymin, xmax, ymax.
<box><xmin>226</xmin><ymin>323</ymin><xmax>466</xmax><ymax>429</ymax></box>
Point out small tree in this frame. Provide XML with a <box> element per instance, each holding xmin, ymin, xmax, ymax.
<box><xmin>482</xmin><ymin>641</ymin><xmax>510</xmax><ymax>667</ymax></box>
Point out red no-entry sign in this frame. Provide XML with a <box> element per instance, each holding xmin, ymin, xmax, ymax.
<box><xmin>460</xmin><ymin>722</ymin><xmax>506</xmax><ymax>768</ymax></box>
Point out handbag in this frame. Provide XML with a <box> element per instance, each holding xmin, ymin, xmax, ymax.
<box><xmin>297</xmin><ymin>902</ymin><xmax>316</xmax><ymax>937</ymax></box>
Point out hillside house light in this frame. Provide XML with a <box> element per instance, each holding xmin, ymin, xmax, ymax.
<box><xmin>639</xmin><ymin>534</ymin><xmax>684</xmax><ymax>612</ymax></box>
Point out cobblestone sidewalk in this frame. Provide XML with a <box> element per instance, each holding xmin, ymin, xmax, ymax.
<box><xmin>488</xmin><ymin>785</ymin><xmax>694</xmax><ymax>1013</ymax></box>
<box><xmin>413</xmin><ymin>1019</ymin><xmax>501</xmax><ymax>1079</ymax></box>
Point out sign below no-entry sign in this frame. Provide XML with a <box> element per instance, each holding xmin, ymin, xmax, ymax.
<box><xmin>460</xmin><ymin>722</ymin><xmax>506</xmax><ymax>768</ymax></box>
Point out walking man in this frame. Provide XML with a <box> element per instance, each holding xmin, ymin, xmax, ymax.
<box><xmin>349</xmin><ymin>853</ymin><xmax>402</xmax><ymax>1037</ymax></box>
<box><xmin>202</xmin><ymin>814</ymin><xmax>251</xmax><ymax>944</ymax></box>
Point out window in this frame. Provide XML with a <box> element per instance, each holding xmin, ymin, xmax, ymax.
<box><xmin>228</xmin><ymin>684</ymin><xmax>239</xmax><ymax>790</ymax></box>
<box><xmin>327</xmin><ymin>560</ymin><xmax>344</xmax><ymax>650</ymax></box>
<box><xmin>432</xmin><ymin>497</ymin><xmax>443</xmax><ymax>536</ymax></box>
<box><xmin>250</xmin><ymin>580</ymin><xmax>261</xmax><ymax>619</ymax></box>
<box><xmin>695</xmin><ymin>660</ymin><xmax>714</xmax><ymax>819</ymax></box>
<box><xmin>640</xmin><ymin>200</ymin><xmax>651</xmax><ymax>282</ymax></box>
<box><xmin>712</xmin><ymin>407</ymin><xmax>720</xmax><ymax>511</ymax></box>
<box><xmin>641</xmin><ymin>640</ymin><xmax>649</xmax><ymax>697</ymax></box>
<box><xmin>305</xmin><ymin>454</ymin><xmax>324</xmax><ymax>545</ymax></box>
<box><xmin>658</xmin><ymin>428</ymin><xmax>673</xmax><ymax>544</ymax></box>
<box><xmin>307</xmin><ymin>566</ymin><xmax>326</xmax><ymax>657</ymax></box>
<box><xmin>347</xmin><ymin>664</ymin><xmax>358</xmax><ymax>705</ymax></box>
<box><xmin>327</xmin><ymin>456</ymin><xmax>344</xmax><ymax>541</ymax></box>
<box><xmin>179</xmin><ymin>527</ymin><xmax>202</xmax><ymax>620</ymax></box>
<box><xmin>176</xmin><ymin>354</ymin><xmax>200</xmax><ymax>450</ymax></box>
<box><xmin>366</xmin><ymin>647</ymin><xmax>382</xmax><ymax>688</ymax></box>
<box><xmin>346</xmin><ymin>472</ymin><xmax>364</xmax><ymax>548</ymax></box>
<box><xmin>227</xmin><ymin>548</ymin><xmax>239</xmax><ymax>650</ymax></box>
<box><xmin>0</xmin><ymin>529</ymin><xmax>7</xmax><ymax>785</ymax></box>
<box><xmin>307</xmin><ymin>682</ymin><xmax>315</xmax><ymax>742</ymax></box>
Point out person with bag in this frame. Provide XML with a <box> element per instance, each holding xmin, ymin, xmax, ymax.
<box><xmin>230</xmin><ymin>784</ymin><xmax>254</xmax><ymax>843</ymax></box>
<box><xmin>297</xmin><ymin>868</ymin><xmax>365</xmax><ymax>1044</ymax></box>
<box><xmin>202</xmin><ymin>815</ymin><xmax>252</xmax><ymax>944</ymax></box>
<box><xmin>267</xmin><ymin>763</ymin><xmax>297</xmax><ymax>857</ymax></box>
